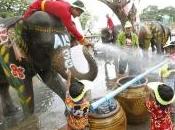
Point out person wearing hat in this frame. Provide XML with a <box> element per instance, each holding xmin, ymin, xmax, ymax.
<box><xmin>117</xmin><ymin>21</ymin><xmax>138</xmax><ymax>47</ymax></box>
<box><xmin>159</xmin><ymin>41</ymin><xmax>175</xmax><ymax>84</ymax></box>
<box><xmin>116</xmin><ymin>21</ymin><xmax>140</xmax><ymax>75</ymax></box>
<box><xmin>23</xmin><ymin>0</ymin><xmax>92</xmax><ymax>47</ymax></box>
<box><xmin>146</xmin><ymin>82</ymin><xmax>175</xmax><ymax>130</ymax></box>
<box><xmin>65</xmin><ymin>69</ymin><xmax>90</xmax><ymax>130</ymax></box>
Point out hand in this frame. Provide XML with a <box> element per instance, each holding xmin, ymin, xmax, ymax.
<box><xmin>83</xmin><ymin>38</ymin><xmax>93</xmax><ymax>48</ymax></box>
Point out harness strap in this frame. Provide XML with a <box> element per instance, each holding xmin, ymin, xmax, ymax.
<box><xmin>41</xmin><ymin>0</ymin><xmax>47</xmax><ymax>11</ymax></box>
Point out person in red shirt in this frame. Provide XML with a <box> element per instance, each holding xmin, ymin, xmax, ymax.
<box><xmin>23</xmin><ymin>0</ymin><xmax>91</xmax><ymax>46</ymax></box>
<box><xmin>146</xmin><ymin>82</ymin><xmax>175</xmax><ymax>130</ymax></box>
<box><xmin>106</xmin><ymin>14</ymin><xmax>114</xmax><ymax>31</ymax></box>
<box><xmin>106</xmin><ymin>14</ymin><xmax>116</xmax><ymax>43</ymax></box>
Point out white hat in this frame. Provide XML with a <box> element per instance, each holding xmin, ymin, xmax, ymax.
<box><xmin>71</xmin><ymin>0</ymin><xmax>86</xmax><ymax>12</ymax></box>
<box><xmin>163</xmin><ymin>41</ymin><xmax>175</xmax><ymax>48</ymax></box>
<box><xmin>124</xmin><ymin>21</ymin><xmax>132</xmax><ymax>28</ymax></box>
<box><xmin>147</xmin><ymin>82</ymin><xmax>175</xmax><ymax>105</ymax></box>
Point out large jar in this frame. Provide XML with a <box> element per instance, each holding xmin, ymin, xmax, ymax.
<box><xmin>89</xmin><ymin>100</ymin><xmax>127</xmax><ymax>130</ymax></box>
<box><xmin>116</xmin><ymin>76</ymin><xmax>150</xmax><ymax>124</ymax></box>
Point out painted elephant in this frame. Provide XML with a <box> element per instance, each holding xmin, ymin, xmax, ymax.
<box><xmin>0</xmin><ymin>11</ymin><xmax>98</xmax><ymax>118</ymax></box>
<box><xmin>138</xmin><ymin>21</ymin><xmax>171</xmax><ymax>54</ymax></box>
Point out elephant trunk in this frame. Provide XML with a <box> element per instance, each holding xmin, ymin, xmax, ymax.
<box><xmin>51</xmin><ymin>46</ymin><xmax>98</xmax><ymax>81</ymax></box>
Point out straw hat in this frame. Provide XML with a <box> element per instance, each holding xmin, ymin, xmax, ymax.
<box><xmin>163</xmin><ymin>41</ymin><xmax>175</xmax><ymax>48</ymax></box>
<box><xmin>71</xmin><ymin>86</ymin><xmax>89</xmax><ymax>102</ymax></box>
<box><xmin>147</xmin><ymin>82</ymin><xmax>175</xmax><ymax>105</ymax></box>
<box><xmin>124</xmin><ymin>21</ymin><xmax>132</xmax><ymax>28</ymax></box>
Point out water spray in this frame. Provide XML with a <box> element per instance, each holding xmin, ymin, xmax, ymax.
<box><xmin>91</xmin><ymin>58</ymin><xmax>170</xmax><ymax>109</ymax></box>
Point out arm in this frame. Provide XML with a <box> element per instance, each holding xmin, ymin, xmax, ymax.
<box><xmin>23</xmin><ymin>0</ymin><xmax>41</xmax><ymax>19</ymax></box>
<box><xmin>62</xmin><ymin>14</ymin><xmax>84</xmax><ymax>42</ymax></box>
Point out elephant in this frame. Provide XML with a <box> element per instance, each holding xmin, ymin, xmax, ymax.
<box><xmin>0</xmin><ymin>11</ymin><xmax>98</xmax><ymax>119</ymax></box>
<box><xmin>101</xmin><ymin>25</ymin><xmax>122</xmax><ymax>44</ymax></box>
<box><xmin>138</xmin><ymin>21</ymin><xmax>171</xmax><ymax>54</ymax></box>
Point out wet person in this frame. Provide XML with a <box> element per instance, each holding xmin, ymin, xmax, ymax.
<box><xmin>65</xmin><ymin>70</ymin><xmax>90</xmax><ymax>130</ymax></box>
<box><xmin>159</xmin><ymin>41</ymin><xmax>175</xmax><ymax>122</ymax></box>
<box><xmin>23</xmin><ymin>0</ymin><xmax>92</xmax><ymax>47</ymax></box>
<box><xmin>117</xmin><ymin>21</ymin><xmax>140</xmax><ymax>75</ymax></box>
<box><xmin>146</xmin><ymin>82</ymin><xmax>175</xmax><ymax>130</ymax></box>
<box><xmin>160</xmin><ymin>41</ymin><xmax>175</xmax><ymax>85</ymax></box>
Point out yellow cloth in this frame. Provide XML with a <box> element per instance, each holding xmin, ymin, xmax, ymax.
<box><xmin>159</xmin><ymin>64</ymin><xmax>175</xmax><ymax>78</ymax></box>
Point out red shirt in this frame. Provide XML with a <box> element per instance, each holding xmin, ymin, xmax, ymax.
<box><xmin>107</xmin><ymin>17</ymin><xmax>114</xmax><ymax>30</ymax></box>
<box><xmin>146</xmin><ymin>100</ymin><xmax>174</xmax><ymax>130</ymax></box>
<box><xmin>23</xmin><ymin>0</ymin><xmax>83</xmax><ymax>41</ymax></box>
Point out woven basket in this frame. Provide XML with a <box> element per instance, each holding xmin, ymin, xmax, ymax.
<box><xmin>116</xmin><ymin>76</ymin><xmax>150</xmax><ymax>124</ymax></box>
<box><xmin>89</xmin><ymin>101</ymin><xmax>127</xmax><ymax>130</ymax></box>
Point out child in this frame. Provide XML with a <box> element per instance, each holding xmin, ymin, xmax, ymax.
<box><xmin>160</xmin><ymin>41</ymin><xmax>175</xmax><ymax>85</ymax></box>
<box><xmin>160</xmin><ymin>41</ymin><xmax>175</xmax><ymax>122</ymax></box>
<box><xmin>146</xmin><ymin>82</ymin><xmax>175</xmax><ymax>130</ymax></box>
<box><xmin>65</xmin><ymin>70</ymin><xmax>90</xmax><ymax>130</ymax></box>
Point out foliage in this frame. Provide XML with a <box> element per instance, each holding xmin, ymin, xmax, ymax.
<box><xmin>0</xmin><ymin>0</ymin><xmax>29</xmax><ymax>18</ymax></box>
<box><xmin>79</xmin><ymin>11</ymin><xmax>91</xmax><ymax>30</ymax></box>
<box><xmin>140</xmin><ymin>5</ymin><xmax>175</xmax><ymax>22</ymax></box>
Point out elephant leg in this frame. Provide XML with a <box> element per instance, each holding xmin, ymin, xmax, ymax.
<box><xmin>0</xmin><ymin>83</ymin><xmax>18</xmax><ymax>116</ymax></box>
<box><xmin>22</xmin><ymin>77</ymin><xmax>34</xmax><ymax>115</ymax></box>
<box><xmin>0</xmin><ymin>93</ymin><xmax>4</xmax><ymax>124</ymax></box>
<box><xmin>151</xmin><ymin>43</ymin><xmax>156</xmax><ymax>52</ymax></box>
<box><xmin>38</xmin><ymin>70</ymin><xmax>67</xmax><ymax>115</ymax></box>
<box><xmin>38</xmin><ymin>70</ymin><xmax>66</xmax><ymax>101</ymax></box>
<box><xmin>155</xmin><ymin>42</ymin><xmax>162</xmax><ymax>54</ymax></box>
<box><xmin>118</xmin><ymin>58</ymin><xmax>127</xmax><ymax>74</ymax></box>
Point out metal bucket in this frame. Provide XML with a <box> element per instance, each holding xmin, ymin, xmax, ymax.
<box><xmin>89</xmin><ymin>100</ymin><xmax>127</xmax><ymax>130</ymax></box>
<box><xmin>116</xmin><ymin>76</ymin><xmax>149</xmax><ymax>124</ymax></box>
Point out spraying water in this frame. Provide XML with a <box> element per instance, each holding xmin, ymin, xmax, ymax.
<box><xmin>91</xmin><ymin>42</ymin><xmax>173</xmax><ymax>109</ymax></box>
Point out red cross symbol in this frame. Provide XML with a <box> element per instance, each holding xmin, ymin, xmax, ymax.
<box><xmin>10</xmin><ymin>64</ymin><xmax>25</xmax><ymax>80</ymax></box>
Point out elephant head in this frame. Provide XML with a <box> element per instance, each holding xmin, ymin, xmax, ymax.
<box><xmin>101</xmin><ymin>25</ymin><xmax>121</xmax><ymax>44</ymax></box>
<box><xmin>101</xmin><ymin>28</ymin><xmax>113</xmax><ymax>43</ymax></box>
<box><xmin>22</xmin><ymin>11</ymin><xmax>98</xmax><ymax>81</ymax></box>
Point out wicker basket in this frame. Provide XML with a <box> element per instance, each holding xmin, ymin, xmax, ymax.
<box><xmin>116</xmin><ymin>76</ymin><xmax>150</xmax><ymax>124</ymax></box>
<box><xmin>89</xmin><ymin>101</ymin><xmax>127</xmax><ymax>130</ymax></box>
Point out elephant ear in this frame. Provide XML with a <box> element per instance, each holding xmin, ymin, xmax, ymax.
<box><xmin>51</xmin><ymin>45</ymin><xmax>98</xmax><ymax>81</ymax></box>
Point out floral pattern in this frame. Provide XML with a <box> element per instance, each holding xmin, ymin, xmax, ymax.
<box><xmin>65</xmin><ymin>97</ymin><xmax>89</xmax><ymax>130</ymax></box>
<box><xmin>146</xmin><ymin>100</ymin><xmax>174</xmax><ymax>130</ymax></box>
<box><xmin>10</xmin><ymin>64</ymin><xmax>25</xmax><ymax>79</ymax></box>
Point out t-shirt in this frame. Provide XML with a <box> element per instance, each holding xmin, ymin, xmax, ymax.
<box><xmin>65</xmin><ymin>97</ymin><xmax>90</xmax><ymax>129</ymax></box>
<box><xmin>146</xmin><ymin>100</ymin><xmax>174</xmax><ymax>130</ymax></box>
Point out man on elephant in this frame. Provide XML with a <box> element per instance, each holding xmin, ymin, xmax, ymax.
<box><xmin>23</xmin><ymin>0</ymin><xmax>92</xmax><ymax>47</ymax></box>
<box><xmin>117</xmin><ymin>21</ymin><xmax>140</xmax><ymax>75</ymax></box>
<box><xmin>106</xmin><ymin>14</ymin><xmax>115</xmax><ymax>40</ymax></box>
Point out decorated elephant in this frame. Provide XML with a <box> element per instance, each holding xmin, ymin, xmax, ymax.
<box><xmin>0</xmin><ymin>11</ymin><xmax>98</xmax><ymax>119</ymax></box>
<box><xmin>138</xmin><ymin>21</ymin><xmax>171</xmax><ymax>54</ymax></box>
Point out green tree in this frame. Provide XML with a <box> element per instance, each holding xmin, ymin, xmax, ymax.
<box><xmin>140</xmin><ymin>5</ymin><xmax>175</xmax><ymax>22</ymax></box>
<box><xmin>79</xmin><ymin>12</ymin><xmax>91</xmax><ymax>30</ymax></box>
<box><xmin>0</xmin><ymin>0</ymin><xmax>29</xmax><ymax>18</ymax></box>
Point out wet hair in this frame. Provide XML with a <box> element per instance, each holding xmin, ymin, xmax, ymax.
<box><xmin>69</xmin><ymin>79</ymin><xmax>85</xmax><ymax>99</ymax></box>
<box><xmin>156</xmin><ymin>84</ymin><xmax>174</xmax><ymax>109</ymax></box>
